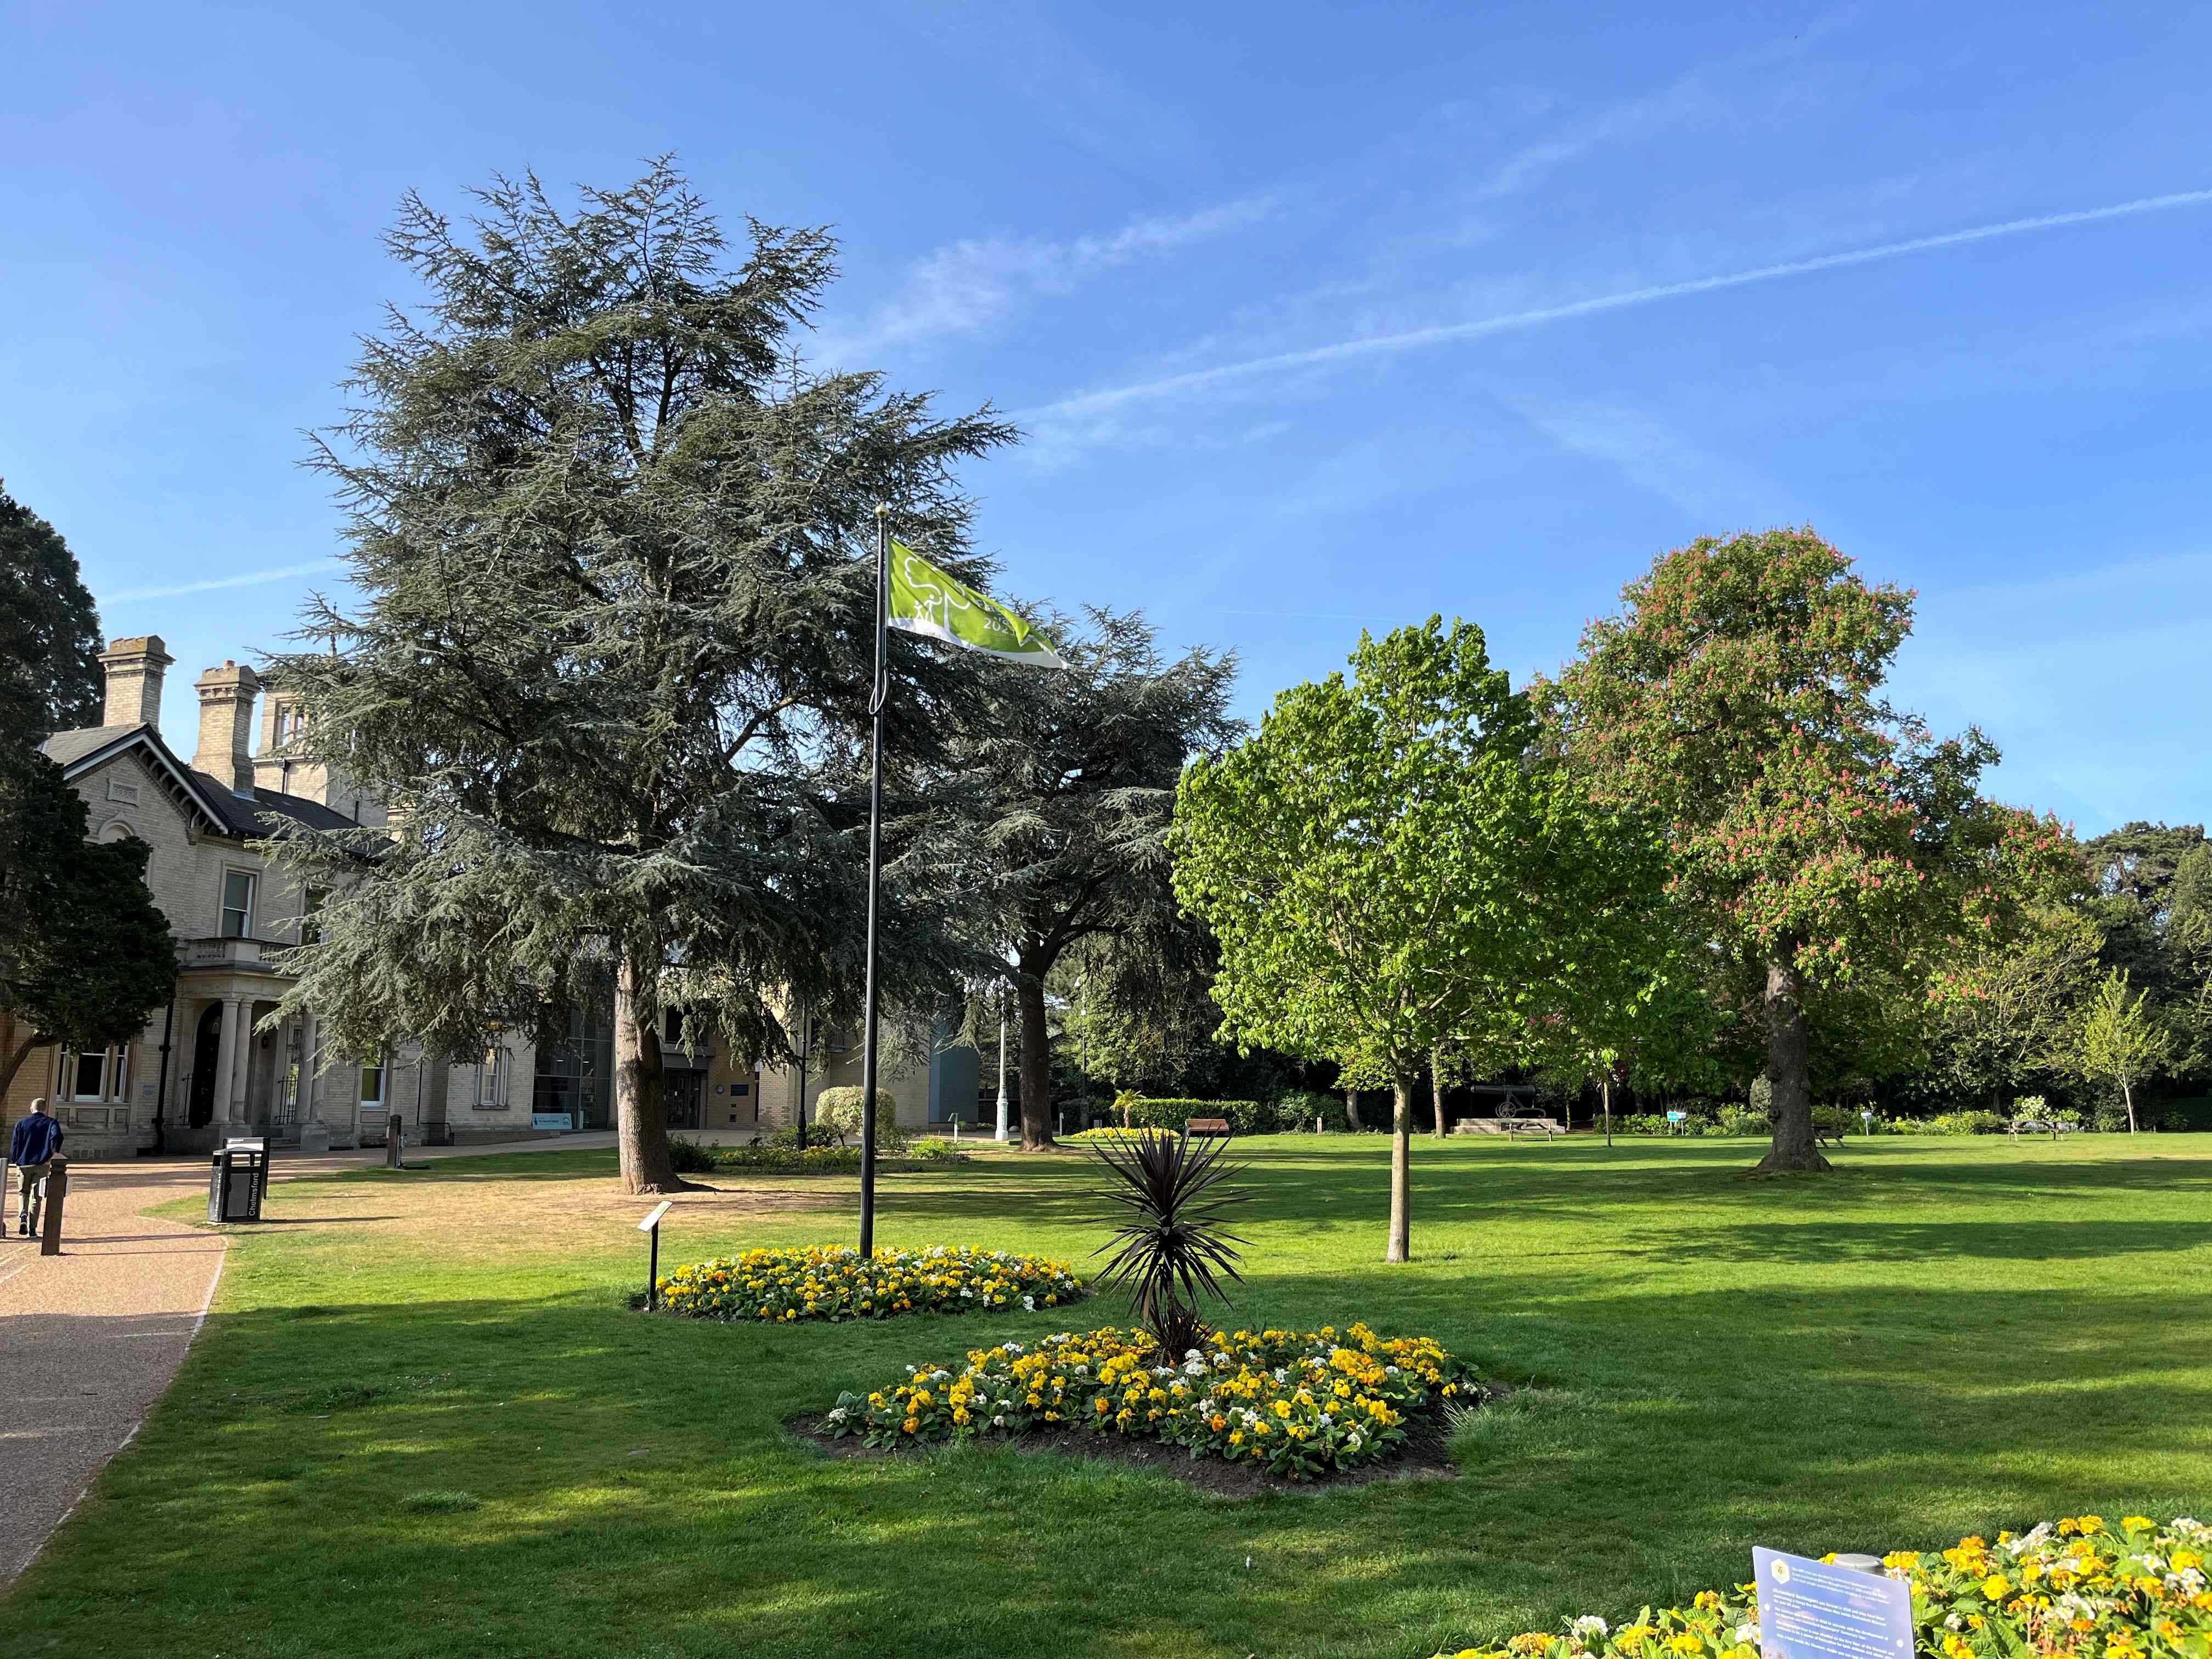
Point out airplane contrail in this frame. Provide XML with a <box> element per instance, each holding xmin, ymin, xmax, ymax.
<box><xmin>1028</xmin><ymin>187</ymin><xmax>2212</xmax><ymax>422</ymax></box>
<box><xmin>109</xmin><ymin>559</ymin><xmax>343</xmax><ymax>601</ymax></box>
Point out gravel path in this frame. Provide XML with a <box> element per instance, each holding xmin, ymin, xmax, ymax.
<box><xmin>0</xmin><ymin>1131</ymin><xmax>624</xmax><ymax>1593</ymax></box>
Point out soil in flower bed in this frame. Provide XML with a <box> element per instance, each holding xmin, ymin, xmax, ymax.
<box><xmin>788</xmin><ymin>1404</ymin><xmax>1471</xmax><ymax>1499</ymax></box>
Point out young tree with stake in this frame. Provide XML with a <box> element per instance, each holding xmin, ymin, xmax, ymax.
<box><xmin>2075</xmin><ymin>969</ymin><xmax>2173</xmax><ymax>1133</ymax></box>
<box><xmin>1173</xmin><ymin>619</ymin><xmax>1655</xmax><ymax>1261</ymax></box>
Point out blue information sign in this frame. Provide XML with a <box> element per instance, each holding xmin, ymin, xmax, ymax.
<box><xmin>1753</xmin><ymin>1548</ymin><xmax>1913</xmax><ymax>1659</ymax></box>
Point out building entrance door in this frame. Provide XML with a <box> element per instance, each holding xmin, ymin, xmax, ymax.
<box><xmin>664</xmin><ymin>1071</ymin><xmax>702</xmax><ymax>1131</ymax></box>
<box><xmin>188</xmin><ymin>1004</ymin><xmax>221</xmax><ymax>1128</ymax></box>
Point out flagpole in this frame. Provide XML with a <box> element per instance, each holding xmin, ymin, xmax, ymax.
<box><xmin>858</xmin><ymin>503</ymin><xmax>890</xmax><ymax>1258</ymax></box>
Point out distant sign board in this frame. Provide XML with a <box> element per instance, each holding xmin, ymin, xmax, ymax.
<box><xmin>531</xmin><ymin>1111</ymin><xmax>574</xmax><ymax>1131</ymax></box>
<box><xmin>1753</xmin><ymin>1548</ymin><xmax>1911</xmax><ymax>1659</ymax></box>
<box><xmin>1666</xmin><ymin>1110</ymin><xmax>1688</xmax><ymax>1124</ymax></box>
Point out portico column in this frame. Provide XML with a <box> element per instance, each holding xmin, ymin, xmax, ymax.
<box><xmin>211</xmin><ymin>996</ymin><xmax>244</xmax><ymax>1126</ymax></box>
<box><xmin>300</xmin><ymin>1010</ymin><xmax>319</xmax><ymax>1120</ymax></box>
<box><xmin>296</xmin><ymin>1009</ymin><xmax>331</xmax><ymax>1153</ymax></box>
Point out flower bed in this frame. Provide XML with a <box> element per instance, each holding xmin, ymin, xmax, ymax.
<box><xmin>656</xmin><ymin>1245</ymin><xmax>1082</xmax><ymax>1323</ymax></box>
<box><xmin>823</xmin><ymin>1322</ymin><xmax>1479</xmax><ymax>1481</ymax></box>
<box><xmin>1436</xmin><ymin>1515</ymin><xmax>2212</xmax><ymax>1659</ymax></box>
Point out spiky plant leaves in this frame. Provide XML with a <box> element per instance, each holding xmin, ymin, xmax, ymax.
<box><xmin>1088</xmin><ymin>1128</ymin><xmax>1248</xmax><ymax>1350</ymax></box>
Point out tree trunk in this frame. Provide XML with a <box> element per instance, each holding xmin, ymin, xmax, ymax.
<box><xmin>2122</xmin><ymin>1080</ymin><xmax>2137</xmax><ymax>1134</ymax></box>
<box><xmin>614</xmin><ymin>951</ymin><xmax>684</xmax><ymax>1194</ymax></box>
<box><xmin>1015</xmin><ymin>963</ymin><xmax>1057</xmax><ymax>1152</ymax></box>
<box><xmin>1430</xmin><ymin>1045</ymin><xmax>1449</xmax><ymax>1139</ymax></box>
<box><xmin>1752</xmin><ymin>943</ymin><xmax>1831</xmax><ymax>1174</ymax></box>
<box><xmin>1343</xmin><ymin>1087</ymin><xmax>1362</xmax><ymax>1131</ymax></box>
<box><xmin>1601</xmin><ymin>1074</ymin><xmax>1612</xmax><ymax>1147</ymax></box>
<box><xmin>1386</xmin><ymin>1075</ymin><xmax>1413</xmax><ymax>1262</ymax></box>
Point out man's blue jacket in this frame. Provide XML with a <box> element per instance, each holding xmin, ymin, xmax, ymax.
<box><xmin>9</xmin><ymin>1114</ymin><xmax>64</xmax><ymax>1166</ymax></box>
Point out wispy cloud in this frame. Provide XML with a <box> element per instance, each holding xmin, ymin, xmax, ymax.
<box><xmin>1500</xmin><ymin>395</ymin><xmax>1785</xmax><ymax>521</ymax></box>
<box><xmin>884</xmin><ymin>3</ymin><xmax>1191</xmax><ymax>165</ymax></box>
<box><xmin>1023</xmin><ymin>187</ymin><xmax>2212</xmax><ymax>426</ymax></box>
<box><xmin>109</xmin><ymin>559</ymin><xmax>342</xmax><ymax>601</ymax></box>
<box><xmin>821</xmin><ymin>196</ymin><xmax>1276</xmax><ymax>362</ymax></box>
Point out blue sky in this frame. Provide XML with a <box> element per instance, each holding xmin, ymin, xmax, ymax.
<box><xmin>5</xmin><ymin>3</ymin><xmax>2208</xmax><ymax>833</ymax></box>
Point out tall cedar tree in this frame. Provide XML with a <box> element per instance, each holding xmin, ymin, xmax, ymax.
<box><xmin>261</xmin><ymin>164</ymin><xmax>1013</xmax><ymax>1193</ymax></box>
<box><xmin>946</xmin><ymin>607</ymin><xmax>1238</xmax><ymax>1150</ymax></box>
<box><xmin>1547</xmin><ymin>529</ymin><xmax>2070</xmax><ymax>1172</ymax></box>
<box><xmin>1174</xmin><ymin>619</ymin><xmax>1660</xmax><ymax>1260</ymax></box>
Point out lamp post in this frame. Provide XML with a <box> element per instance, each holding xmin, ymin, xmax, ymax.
<box><xmin>994</xmin><ymin>988</ymin><xmax>1009</xmax><ymax>1143</ymax></box>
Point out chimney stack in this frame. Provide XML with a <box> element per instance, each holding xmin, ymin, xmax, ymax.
<box><xmin>194</xmin><ymin>661</ymin><xmax>261</xmax><ymax>796</ymax></box>
<box><xmin>98</xmin><ymin>635</ymin><xmax>172</xmax><ymax>730</ymax></box>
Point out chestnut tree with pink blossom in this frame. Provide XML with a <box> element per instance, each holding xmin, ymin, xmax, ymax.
<box><xmin>1545</xmin><ymin>528</ymin><xmax>2071</xmax><ymax>1172</ymax></box>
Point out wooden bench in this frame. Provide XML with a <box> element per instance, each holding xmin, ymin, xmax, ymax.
<box><xmin>2007</xmin><ymin>1118</ymin><xmax>2075</xmax><ymax>1140</ymax></box>
<box><xmin>1504</xmin><ymin>1115</ymin><xmax>1564</xmax><ymax>1138</ymax></box>
<box><xmin>1183</xmin><ymin>1118</ymin><xmax>1233</xmax><ymax>1139</ymax></box>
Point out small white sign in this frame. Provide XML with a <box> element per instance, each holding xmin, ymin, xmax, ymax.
<box><xmin>637</xmin><ymin>1201</ymin><xmax>673</xmax><ymax>1232</ymax></box>
<box><xmin>1665</xmin><ymin>1109</ymin><xmax>1688</xmax><ymax>1123</ymax></box>
<box><xmin>531</xmin><ymin>1111</ymin><xmax>573</xmax><ymax>1131</ymax></box>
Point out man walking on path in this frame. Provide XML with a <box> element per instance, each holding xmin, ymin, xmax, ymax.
<box><xmin>10</xmin><ymin>1097</ymin><xmax>64</xmax><ymax>1237</ymax></box>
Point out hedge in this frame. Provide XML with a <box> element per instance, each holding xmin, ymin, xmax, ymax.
<box><xmin>1116</xmin><ymin>1096</ymin><xmax>1275</xmax><ymax>1135</ymax></box>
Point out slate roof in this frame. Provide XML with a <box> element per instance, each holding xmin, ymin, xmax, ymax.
<box><xmin>39</xmin><ymin>723</ymin><xmax>363</xmax><ymax>838</ymax></box>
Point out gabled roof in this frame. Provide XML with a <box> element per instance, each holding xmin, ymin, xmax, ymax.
<box><xmin>39</xmin><ymin>724</ymin><xmax>361</xmax><ymax>840</ymax></box>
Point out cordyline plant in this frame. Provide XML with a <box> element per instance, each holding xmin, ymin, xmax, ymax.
<box><xmin>1088</xmin><ymin>1128</ymin><xmax>1247</xmax><ymax>1359</ymax></box>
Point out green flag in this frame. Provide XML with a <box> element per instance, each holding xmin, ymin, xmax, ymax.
<box><xmin>888</xmin><ymin>539</ymin><xmax>1066</xmax><ymax>668</ymax></box>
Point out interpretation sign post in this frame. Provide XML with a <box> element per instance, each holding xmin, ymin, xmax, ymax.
<box><xmin>1753</xmin><ymin>1548</ymin><xmax>1912</xmax><ymax>1659</ymax></box>
<box><xmin>639</xmin><ymin>1200</ymin><xmax>673</xmax><ymax>1311</ymax></box>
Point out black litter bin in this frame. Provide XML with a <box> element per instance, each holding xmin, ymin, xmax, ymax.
<box><xmin>208</xmin><ymin>1139</ymin><xmax>268</xmax><ymax>1223</ymax></box>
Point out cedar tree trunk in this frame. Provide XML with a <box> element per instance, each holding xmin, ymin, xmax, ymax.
<box><xmin>614</xmin><ymin>951</ymin><xmax>684</xmax><ymax>1193</ymax></box>
<box><xmin>1386</xmin><ymin>1074</ymin><xmax>1414</xmax><ymax>1262</ymax></box>
<box><xmin>1752</xmin><ymin>943</ymin><xmax>1831</xmax><ymax>1174</ymax></box>
<box><xmin>1343</xmin><ymin>1087</ymin><xmax>1362</xmax><ymax>1131</ymax></box>
<box><xmin>1015</xmin><ymin>967</ymin><xmax>1057</xmax><ymax>1151</ymax></box>
<box><xmin>1430</xmin><ymin>1045</ymin><xmax>1449</xmax><ymax>1139</ymax></box>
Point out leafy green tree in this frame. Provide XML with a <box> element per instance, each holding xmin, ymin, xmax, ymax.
<box><xmin>2082</xmin><ymin>821</ymin><xmax>2209</xmax><ymax>1013</ymax></box>
<box><xmin>2169</xmin><ymin>844</ymin><xmax>2212</xmax><ymax>1048</ymax></box>
<box><xmin>0</xmin><ymin>495</ymin><xmax>168</xmax><ymax>1097</ymax></box>
<box><xmin>1050</xmin><ymin>918</ymin><xmax>1306</xmax><ymax>1105</ymax></box>
<box><xmin>261</xmin><ymin>162</ymin><xmax>1013</xmax><ymax>1193</ymax></box>
<box><xmin>946</xmin><ymin>607</ymin><xmax>1238</xmax><ymax>1150</ymax></box>
<box><xmin>0</xmin><ymin>754</ymin><xmax>177</xmax><ymax>1096</ymax></box>
<box><xmin>0</xmin><ymin>481</ymin><xmax>103</xmax><ymax>743</ymax></box>
<box><xmin>1546</xmin><ymin>528</ymin><xmax>2070</xmax><ymax>1173</ymax></box>
<box><xmin>1924</xmin><ymin>899</ymin><xmax>2104</xmax><ymax>1108</ymax></box>
<box><xmin>1173</xmin><ymin>618</ymin><xmax>1656</xmax><ymax>1261</ymax></box>
<box><xmin>2074</xmin><ymin>968</ymin><xmax>2174</xmax><ymax>1133</ymax></box>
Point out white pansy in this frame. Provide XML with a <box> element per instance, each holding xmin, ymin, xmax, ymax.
<box><xmin>1572</xmin><ymin>1618</ymin><xmax>1610</xmax><ymax>1640</ymax></box>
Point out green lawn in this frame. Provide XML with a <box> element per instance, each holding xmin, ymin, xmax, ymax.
<box><xmin>8</xmin><ymin>1136</ymin><xmax>2211</xmax><ymax>1658</ymax></box>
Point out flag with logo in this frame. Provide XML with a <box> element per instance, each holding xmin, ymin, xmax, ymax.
<box><xmin>887</xmin><ymin>539</ymin><xmax>1067</xmax><ymax>668</ymax></box>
